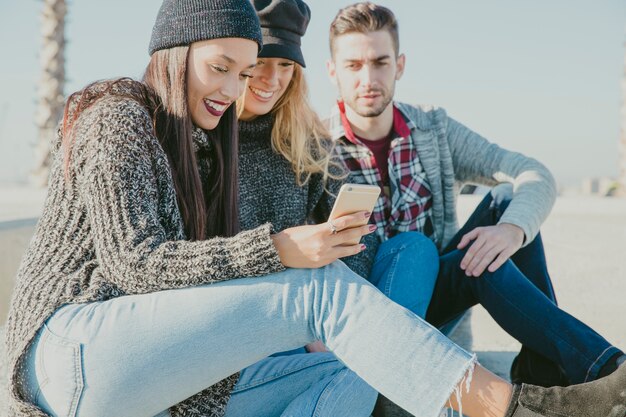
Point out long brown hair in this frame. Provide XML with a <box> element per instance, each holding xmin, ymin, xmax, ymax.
<box><xmin>61</xmin><ymin>46</ymin><xmax>239</xmax><ymax>240</ymax></box>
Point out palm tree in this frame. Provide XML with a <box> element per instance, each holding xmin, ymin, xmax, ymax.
<box><xmin>32</xmin><ymin>0</ymin><xmax>66</xmax><ymax>187</ymax></box>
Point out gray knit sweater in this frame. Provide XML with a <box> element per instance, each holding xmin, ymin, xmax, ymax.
<box><xmin>6</xmin><ymin>89</ymin><xmax>284</xmax><ymax>417</ymax></box>
<box><xmin>237</xmin><ymin>114</ymin><xmax>377</xmax><ymax>278</ymax></box>
<box><xmin>238</xmin><ymin>114</ymin><xmax>333</xmax><ymax>232</ymax></box>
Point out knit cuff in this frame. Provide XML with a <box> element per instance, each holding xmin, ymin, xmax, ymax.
<box><xmin>230</xmin><ymin>223</ymin><xmax>285</xmax><ymax>276</ymax></box>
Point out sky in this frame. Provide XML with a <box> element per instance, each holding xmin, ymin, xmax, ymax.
<box><xmin>1</xmin><ymin>0</ymin><xmax>625</xmax><ymax>188</ymax></box>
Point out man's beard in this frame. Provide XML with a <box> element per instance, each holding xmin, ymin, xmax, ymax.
<box><xmin>346</xmin><ymin>87</ymin><xmax>394</xmax><ymax>118</ymax></box>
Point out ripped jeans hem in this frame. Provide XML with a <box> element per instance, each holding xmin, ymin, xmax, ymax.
<box><xmin>438</xmin><ymin>354</ymin><xmax>478</xmax><ymax>417</ymax></box>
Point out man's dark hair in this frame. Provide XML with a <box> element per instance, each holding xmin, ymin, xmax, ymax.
<box><xmin>329</xmin><ymin>2</ymin><xmax>399</xmax><ymax>58</ymax></box>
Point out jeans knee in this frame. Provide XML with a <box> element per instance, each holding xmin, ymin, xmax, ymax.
<box><xmin>397</xmin><ymin>232</ymin><xmax>439</xmax><ymax>266</ymax></box>
<box><xmin>406</xmin><ymin>231</ymin><xmax>437</xmax><ymax>252</ymax></box>
<box><xmin>316</xmin><ymin>261</ymin><xmax>368</xmax><ymax>288</ymax></box>
<box><xmin>384</xmin><ymin>232</ymin><xmax>438</xmax><ymax>258</ymax></box>
<box><xmin>305</xmin><ymin>262</ymin><xmax>374</xmax><ymax>338</ymax></box>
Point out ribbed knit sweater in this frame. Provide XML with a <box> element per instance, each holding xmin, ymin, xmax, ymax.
<box><xmin>5</xmin><ymin>88</ymin><xmax>285</xmax><ymax>417</ymax></box>
<box><xmin>238</xmin><ymin>113</ymin><xmax>335</xmax><ymax>231</ymax></box>
<box><xmin>237</xmin><ymin>114</ymin><xmax>378</xmax><ymax>279</ymax></box>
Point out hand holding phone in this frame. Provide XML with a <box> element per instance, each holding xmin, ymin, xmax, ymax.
<box><xmin>270</xmin><ymin>184</ymin><xmax>380</xmax><ymax>268</ymax></box>
<box><xmin>271</xmin><ymin>211</ymin><xmax>375</xmax><ymax>268</ymax></box>
<box><xmin>328</xmin><ymin>183</ymin><xmax>380</xmax><ymax>245</ymax></box>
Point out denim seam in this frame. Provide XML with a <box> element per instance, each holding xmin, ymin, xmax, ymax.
<box><xmin>312</xmin><ymin>267</ymin><xmax>328</xmax><ymax>346</ymax></box>
<box><xmin>40</xmin><ymin>324</ymin><xmax>85</xmax><ymax>417</ymax></box>
<box><xmin>312</xmin><ymin>368</ymin><xmax>348</xmax><ymax>417</ymax></box>
<box><xmin>377</xmin><ymin>236</ymin><xmax>439</xmax><ymax>302</ymax></box>
<box><xmin>583</xmin><ymin>345</ymin><xmax>620</xmax><ymax>382</ymax></box>
<box><xmin>480</xmin><ymin>271</ymin><xmax>600</xmax><ymax>381</ymax></box>
<box><xmin>33</xmin><ymin>330</ymin><xmax>50</xmax><ymax>407</ymax></box>
<box><xmin>68</xmin><ymin>343</ymin><xmax>84</xmax><ymax>417</ymax></box>
<box><xmin>379</xmin><ymin>237</ymin><xmax>434</xmax><ymax>260</ymax></box>
<box><xmin>232</xmin><ymin>357</ymin><xmax>340</xmax><ymax>392</ymax></box>
<box><xmin>383</xmin><ymin>255</ymin><xmax>400</xmax><ymax>297</ymax></box>
<box><xmin>374</xmin><ymin>246</ymin><xmax>401</xmax><ymax>262</ymax></box>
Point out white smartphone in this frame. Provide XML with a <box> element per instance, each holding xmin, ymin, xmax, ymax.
<box><xmin>328</xmin><ymin>183</ymin><xmax>381</xmax><ymax>244</ymax></box>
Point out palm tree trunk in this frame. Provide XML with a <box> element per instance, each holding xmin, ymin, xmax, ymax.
<box><xmin>32</xmin><ymin>0</ymin><xmax>66</xmax><ymax>187</ymax></box>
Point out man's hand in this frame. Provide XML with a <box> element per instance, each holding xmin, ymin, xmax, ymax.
<box><xmin>457</xmin><ymin>223</ymin><xmax>525</xmax><ymax>277</ymax></box>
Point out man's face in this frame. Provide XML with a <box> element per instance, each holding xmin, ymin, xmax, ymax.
<box><xmin>328</xmin><ymin>30</ymin><xmax>405</xmax><ymax>118</ymax></box>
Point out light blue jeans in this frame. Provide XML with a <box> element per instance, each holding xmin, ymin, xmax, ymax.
<box><xmin>20</xmin><ymin>261</ymin><xmax>474</xmax><ymax>417</ymax></box>
<box><xmin>226</xmin><ymin>232</ymin><xmax>441</xmax><ymax>416</ymax></box>
<box><xmin>231</xmin><ymin>232</ymin><xmax>442</xmax><ymax>415</ymax></box>
<box><xmin>224</xmin><ymin>352</ymin><xmax>377</xmax><ymax>416</ymax></box>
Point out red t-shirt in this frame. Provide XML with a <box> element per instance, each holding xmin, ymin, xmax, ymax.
<box><xmin>356</xmin><ymin>134</ymin><xmax>391</xmax><ymax>184</ymax></box>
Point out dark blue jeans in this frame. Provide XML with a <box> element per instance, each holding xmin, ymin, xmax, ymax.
<box><xmin>425</xmin><ymin>187</ymin><xmax>622</xmax><ymax>384</ymax></box>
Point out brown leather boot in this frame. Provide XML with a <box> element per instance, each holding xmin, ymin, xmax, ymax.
<box><xmin>505</xmin><ymin>363</ymin><xmax>626</xmax><ymax>417</ymax></box>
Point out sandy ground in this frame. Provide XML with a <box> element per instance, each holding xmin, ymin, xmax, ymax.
<box><xmin>1</xmin><ymin>192</ymin><xmax>625</xmax><ymax>416</ymax></box>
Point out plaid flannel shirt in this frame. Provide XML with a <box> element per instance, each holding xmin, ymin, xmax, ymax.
<box><xmin>331</xmin><ymin>101</ymin><xmax>434</xmax><ymax>242</ymax></box>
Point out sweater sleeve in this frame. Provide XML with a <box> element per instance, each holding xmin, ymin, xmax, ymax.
<box><xmin>72</xmin><ymin>97</ymin><xmax>284</xmax><ymax>294</ymax></box>
<box><xmin>444</xmin><ymin>114</ymin><xmax>557</xmax><ymax>244</ymax></box>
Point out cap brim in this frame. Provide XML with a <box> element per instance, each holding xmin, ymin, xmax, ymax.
<box><xmin>258</xmin><ymin>43</ymin><xmax>306</xmax><ymax>68</ymax></box>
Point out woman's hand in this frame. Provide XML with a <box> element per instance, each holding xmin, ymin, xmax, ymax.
<box><xmin>305</xmin><ymin>341</ymin><xmax>328</xmax><ymax>353</ymax></box>
<box><xmin>271</xmin><ymin>211</ymin><xmax>375</xmax><ymax>268</ymax></box>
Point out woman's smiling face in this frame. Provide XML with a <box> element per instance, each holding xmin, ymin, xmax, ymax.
<box><xmin>239</xmin><ymin>57</ymin><xmax>296</xmax><ymax>120</ymax></box>
<box><xmin>186</xmin><ymin>37</ymin><xmax>258</xmax><ymax>130</ymax></box>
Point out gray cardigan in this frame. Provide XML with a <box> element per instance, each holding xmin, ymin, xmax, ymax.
<box><xmin>6</xmin><ymin>90</ymin><xmax>284</xmax><ymax>417</ymax></box>
<box><xmin>328</xmin><ymin>101</ymin><xmax>557</xmax><ymax>251</ymax></box>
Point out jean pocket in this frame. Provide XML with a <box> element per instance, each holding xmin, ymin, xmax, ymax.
<box><xmin>36</xmin><ymin>324</ymin><xmax>85</xmax><ymax>417</ymax></box>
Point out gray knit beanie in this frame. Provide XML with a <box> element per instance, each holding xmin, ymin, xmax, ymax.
<box><xmin>149</xmin><ymin>0</ymin><xmax>263</xmax><ymax>56</ymax></box>
<box><xmin>253</xmin><ymin>0</ymin><xmax>311</xmax><ymax>67</ymax></box>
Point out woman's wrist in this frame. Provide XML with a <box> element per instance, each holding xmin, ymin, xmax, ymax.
<box><xmin>270</xmin><ymin>232</ymin><xmax>287</xmax><ymax>266</ymax></box>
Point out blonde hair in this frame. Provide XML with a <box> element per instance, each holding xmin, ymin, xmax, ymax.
<box><xmin>239</xmin><ymin>64</ymin><xmax>344</xmax><ymax>186</ymax></box>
